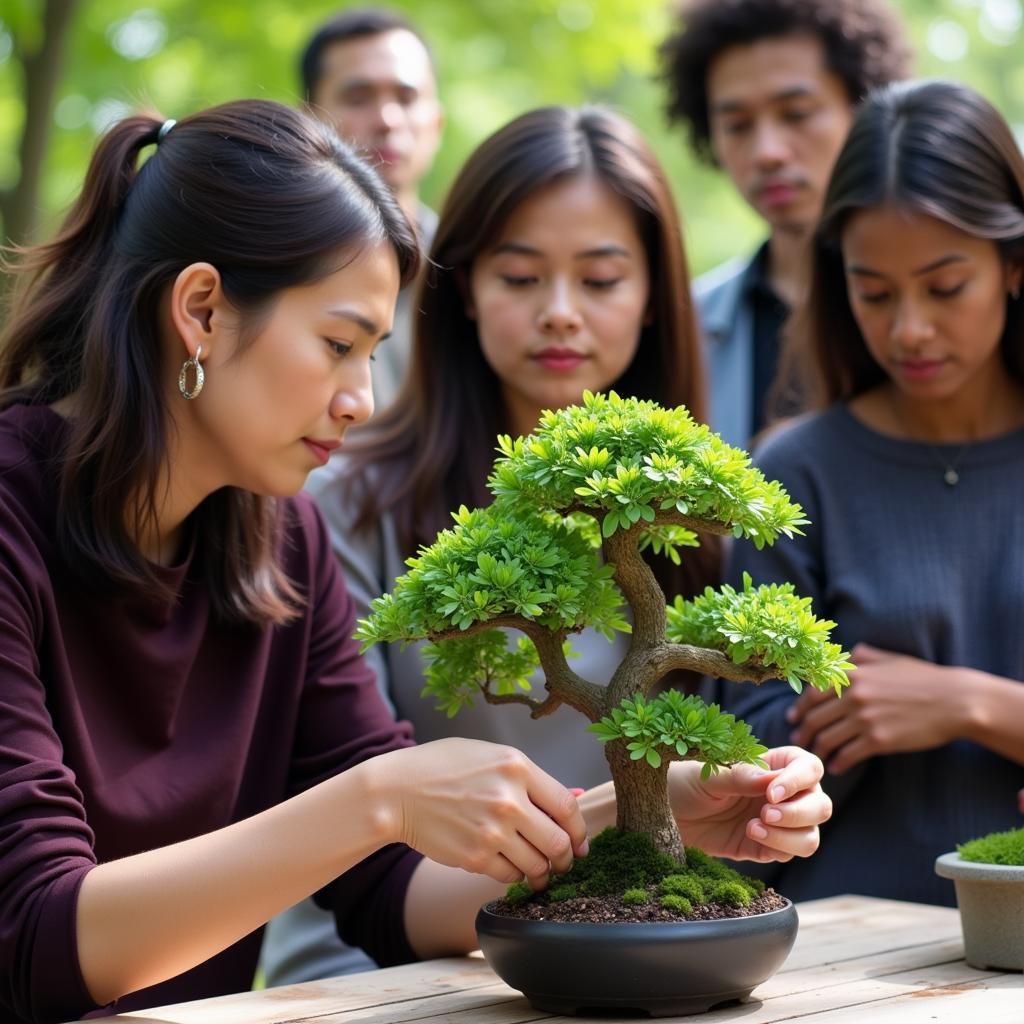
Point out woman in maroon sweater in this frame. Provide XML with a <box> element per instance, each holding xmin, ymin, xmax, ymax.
<box><xmin>0</xmin><ymin>100</ymin><xmax>829</xmax><ymax>1023</ymax></box>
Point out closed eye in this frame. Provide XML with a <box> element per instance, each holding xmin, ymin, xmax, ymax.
<box><xmin>501</xmin><ymin>275</ymin><xmax>538</xmax><ymax>287</ymax></box>
<box><xmin>856</xmin><ymin>292</ymin><xmax>889</xmax><ymax>305</ymax></box>
<box><xmin>584</xmin><ymin>278</ymin><xmax>622</xmax><ymax>290</ymax></box>
<box><xmin>325</xmin><ymin>339</ymin><xmax>353</xmax><ymax>358</ymax></box>
<box><xmin>931</xmin><ymin>283</ymin><xmax>965</xmax><ymax>298</ymax></box>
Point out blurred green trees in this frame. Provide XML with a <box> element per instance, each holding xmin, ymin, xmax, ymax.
<box><xmin>2</xmin><ymin>0</ymin><xmax>1022</xmax><ymax>271</ymax></box>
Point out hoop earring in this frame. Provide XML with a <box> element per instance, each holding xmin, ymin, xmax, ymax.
<box><xmin>178</xmin><ymin>345</ymin><xmax>205</xmax><ymax>400</ymax></box>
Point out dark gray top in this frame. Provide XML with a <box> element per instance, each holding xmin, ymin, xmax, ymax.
<box><xmin>718</xmin><ymin>403</ymin><xmax>1024</xmax><ymax>905</ymax></box>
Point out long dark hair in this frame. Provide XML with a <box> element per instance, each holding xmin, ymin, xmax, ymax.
<box><xmin>0</xmin><ymin>99</ymin><xmax>419</xmax><ymax>624</ymax></box>
<box><xmin>346</xmin><ymin>104</ymin><xmax>718</xmax><ymax>601</ymax></box>
<box><xmin>789</xmin><ymin>79</ymin><xmax>1024</xmax><ymax>407</ymax></box>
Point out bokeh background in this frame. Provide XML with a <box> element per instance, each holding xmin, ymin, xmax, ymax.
<box><xmin>2</xmin><ymin>0</ymin><xmax>1023</xmax><ymax>274</ymax></box>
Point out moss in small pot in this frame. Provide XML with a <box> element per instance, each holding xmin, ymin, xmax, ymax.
<box><xmin>957</xmin><ymin>827</ymin><xmax>1024</xmax><ymax>867</ymax></box>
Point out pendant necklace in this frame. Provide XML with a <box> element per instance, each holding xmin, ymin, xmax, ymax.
<box><xmin>889</xmin><ymin>400</ymin><xmax>972</xmax><ymax>487</ymax></box>
<box><xmin>937</xmin><ymin>452</ymin><xmax>969</xmax><ymax>487</ymax></box>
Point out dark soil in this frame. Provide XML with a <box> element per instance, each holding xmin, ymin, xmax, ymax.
<box><xmin>488</xmin><ymin>888</ymin><xmax>786</xmax><ymax>924</ymax></box>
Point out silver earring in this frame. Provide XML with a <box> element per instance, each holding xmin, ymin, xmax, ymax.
<box><xmin>178</xmin><ymin>345</ymin><xmax>205</xmax><ymax>400</ymax></box>
<box><xmin>1012</xmin><ymin>286</ymin><xmax>1021</xmax><ymax>301</ymax></box>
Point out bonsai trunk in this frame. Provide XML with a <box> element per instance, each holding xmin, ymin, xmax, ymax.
<box><xmin>605</xmin><ymin>740</ymin><xmax>685</xmax><ymax>865</ymax></box>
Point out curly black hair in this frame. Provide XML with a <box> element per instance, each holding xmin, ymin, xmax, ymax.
<box><xmin>660</xmin><ymin>0</ymin><xmax>912</xmax><ymax>163</ymax></box>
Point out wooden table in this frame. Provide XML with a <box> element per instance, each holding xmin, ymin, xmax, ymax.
<box><xmin>88</xmin><ymin>896</ymin><xmax>1023</xmax><ymax>1023</ymax></box>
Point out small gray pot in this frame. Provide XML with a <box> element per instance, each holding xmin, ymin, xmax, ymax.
<box><xmin>935</xmin><ymin>852</ymin><xmax>1024</xmax><ymax>971</ymax></box>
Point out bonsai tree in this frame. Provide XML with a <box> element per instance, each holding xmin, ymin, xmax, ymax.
<box><xmin>357</xmin><ymin>391</ymin><xmax>851</xmax><ymax>868</ymax></box>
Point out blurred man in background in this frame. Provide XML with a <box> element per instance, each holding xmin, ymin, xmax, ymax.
<box><xmin>661</xmin><ymin>0</ymin><xmax>911</xmax><ymax>445</ymax></box>
<box><xmin>303</xmin><ymin>8</ymin><xmax>444</xmax><ymax>410</ymax></box>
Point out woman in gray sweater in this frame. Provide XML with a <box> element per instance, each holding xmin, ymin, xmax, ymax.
<box><xmin>720</xmin><ymin>80</ymin><xmax>1024</xmax><ymax>905</ymax></box>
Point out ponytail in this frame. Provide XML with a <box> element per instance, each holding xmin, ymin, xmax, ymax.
<box><xmin>0</xmin><ymin>100</ymin><xmax>419</xmax><ymax>624</ymax></box>
<box><xmin>1</xmin><ymin>114</ymin><xmax>163</xmax><ymax>404</ymax></box>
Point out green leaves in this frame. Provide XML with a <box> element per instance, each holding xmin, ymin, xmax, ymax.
<box><xmin>355</xmin><ymin>500</ymin><xmax>630</xmax><ymax>649</ymax></box>
<box><xmin>589</xmin><ymin>691</ymin><xmax>769</xmax><ymax>774</ymax></box>
<box><xmin>666</xmin><ymin>572</ymin><xmax>854</xmax><ymax>696</ymax></box>
<box><xmin>488</xmin><ymin>391</ymin><xmax>808</xmax><ymax>546</ymax></box>
<box><xmin>357</xmin><ymin>391</ymin><xmax>852</xmax><ymax>738</ymax></box>
<box><xmin>419</xmin><ymin>632</ymin><xmax>542</xmax><ymax>716</ymax></box>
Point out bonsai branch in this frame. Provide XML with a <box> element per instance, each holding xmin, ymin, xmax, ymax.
<box><xmin>478</xmin><ymin>684</ymin><xmax>563</xmax><ymax>719</ymax></box>
<box><xmin>651</xmin><ymin>643</ymin><xmax>784</xmax><ymax>685</ymax></box>
<box><xmin>429</xmin><ymin>616</ymin><xmax>605</xmax><ymax>721</ymax></box>
<box><xmin>561</xmin><ymin>502</ymin><xmax>735</xmax><ymax>538</ymax></box>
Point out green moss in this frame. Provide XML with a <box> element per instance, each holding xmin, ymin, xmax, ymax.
<box><xmin>660</xmin><ymin>894</ymin><xmax>693</xmax><ymax>914</ymax></box>
<box><xmin>622</xmin><ymin>887</ymin><xmax>650</xmax><ymax>906</ymax></box>
<box><xmin>505</xmin><ymin>881</ymin><xmax>532</xmax><ymax>906</ymax></box>
<box><xmin>958</xmin><ymin>826</ymin><xmax>1024</xmax><ymax>866</ymax></box>
<box><xmin>710</xmin><ymin>880</ymin><xmax>753</xmax><ymax>908</ymax></box>
<box><xmin>553</xmin><ymin>828</ymin><xmax>683</xmax><ymax>897</ymax></box>
<box><xmin>507</xmin><ymin>828</ymin><xmax>765</xmax><ymax>912</ymax></box>
<box><xmin>547</xmin><ymin>883</ymin><xmax>579</xmax><ymax>903</ymax></box>
<box><xmin>659</xmin><ymin>873</ymin><xmax>705</xmax><ymax>902</ymax></box>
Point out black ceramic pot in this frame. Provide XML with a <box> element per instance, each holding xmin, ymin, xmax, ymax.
<box><xmin>475</xmin><ymin>899</ymin><xmax>798</xmax><ymax>1017</ymax></box>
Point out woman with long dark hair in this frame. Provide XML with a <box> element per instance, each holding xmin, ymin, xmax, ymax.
<box><xmin>0</xmin><ymin>100</ymin><xmax>592</xmax><ymax>1023</ymax></box>
<box><xmin>263</xmin><ymin>105</ymin><xmax>807</xmax><ymax>984</ymax></box>
<box><xmin>0</xmin><ymin>101</ymin><xmax>829</xmax><ymax>1021</ymax></box>
<box><xmin>720</xmin><ymin>79</ymin><xmax>1024</xmax><ymax>905</ymax></box>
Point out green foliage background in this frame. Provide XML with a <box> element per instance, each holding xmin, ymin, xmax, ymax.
<box><xmin>2</xmin><ymin>0</ymin><xmax>1023</xmax><ymax>273</ymax></box>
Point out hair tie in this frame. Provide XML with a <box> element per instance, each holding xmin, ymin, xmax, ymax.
<box><xmin>157</xmin><ymin>119</ymin><xmax>177</xmax><ymax>144</ymax></box>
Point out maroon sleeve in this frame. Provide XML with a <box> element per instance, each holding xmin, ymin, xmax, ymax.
<box><xmin>285</xmin><ymin>496</ymin><xmax>424</xmax><ymax>967</ymax></box>
<box><xmin>0</xmin><ymin>512</ymin><xmax>100</xmax><ymax>1024</ymax></box>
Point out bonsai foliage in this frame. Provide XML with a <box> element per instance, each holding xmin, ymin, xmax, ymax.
<box><xmin>358</xmin><ymin>392</ymin><xmax>852</xmax><ymax>862</ymax></box>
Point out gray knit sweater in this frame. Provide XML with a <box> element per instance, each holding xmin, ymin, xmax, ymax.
<box><xmin>719</xmin><ymin>403</ymin><xmax>1024</xmax><ymax>905</ymax></box>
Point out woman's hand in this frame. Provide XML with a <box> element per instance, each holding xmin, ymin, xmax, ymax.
<box><xmin>787</xmin><ymin>644</ymin><xmax>971</xmax><ymax>774</ymax></box>
<box><xmin>669</xmin><ymin>746</ymin><xmax>830</xmax><ymax>863</ymax></box>
<box><xmin>369</xmin><ymin>738</ymin><xmax>589</xmax><ymax>890</ymax></box>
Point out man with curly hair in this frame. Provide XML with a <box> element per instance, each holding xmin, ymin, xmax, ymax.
<box><xmin>660</xmin><ymin>0</ymin><xmax>911</xmax><ymax>445</ymax></box>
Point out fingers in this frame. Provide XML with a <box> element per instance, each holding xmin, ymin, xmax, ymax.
<box><xmin>481</xmin><ymin>852</ymin><xmax>528</xmax><ymax>886</ymax></box>
<box><xmin>523</xmin><ymin>764</ymin><xmax>589</xmax><ymax>860</ymax></box>
<box><xmin>850</xmin><ymin>642</ymin><xmax>889</xmax><ymax>663</ymax></box>
<box><xmin>786</xmin><ymin>686</ymin><xmax>831</xmax><ymax>726</ymax></box>
<box><xmin>742</xmin><ymin>746</ymin><xmax>830</xmax><ymax>861</ymax></box>
<box><xmin>745</xmin><ymin>817</ymin><xmax>820</xmax><ymax>860</ymax></box>
<box><xmin>761</xmin><ymin>787</ymin><xmax>831</xmax><ymax>830</ymax></box>
<box><xmin>494</xmin><ymin>830</ymin><xmax>566</xmax><ymax>891</ymax></box>
<box><xmin>800</xmin><ymin>714</ymin><xmax>863</xmax><ymax>768</ymax></box>
<box><xmin>824</xmin><ymin>735</ymin><xmax>875</xmax><ymax>775</ymax></box>
<box><xmin>761</xmin><ymin>746</ymin><xmax>825</xmax><ymax>803</ymax></box>
<box><xmin>789</xmin><ymin>692</ymin><xmax>848</xmax><ymax>749</ymax></box>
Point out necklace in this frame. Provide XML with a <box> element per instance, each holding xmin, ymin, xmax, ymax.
<box><xmin>936</xmin><ymin>450</ymin><xmax>970</xmax><ymax>487</ymax></box>
<box><xmin>887</xmin><ymin>398</ymin><xmax>972</xmax><ymax>487</ymax></box>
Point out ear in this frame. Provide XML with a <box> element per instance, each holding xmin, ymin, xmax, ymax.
<box><xmin>169</xmin><ymin>262</ymin><xmax>229</xmax><ymax>360</ymax></box>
